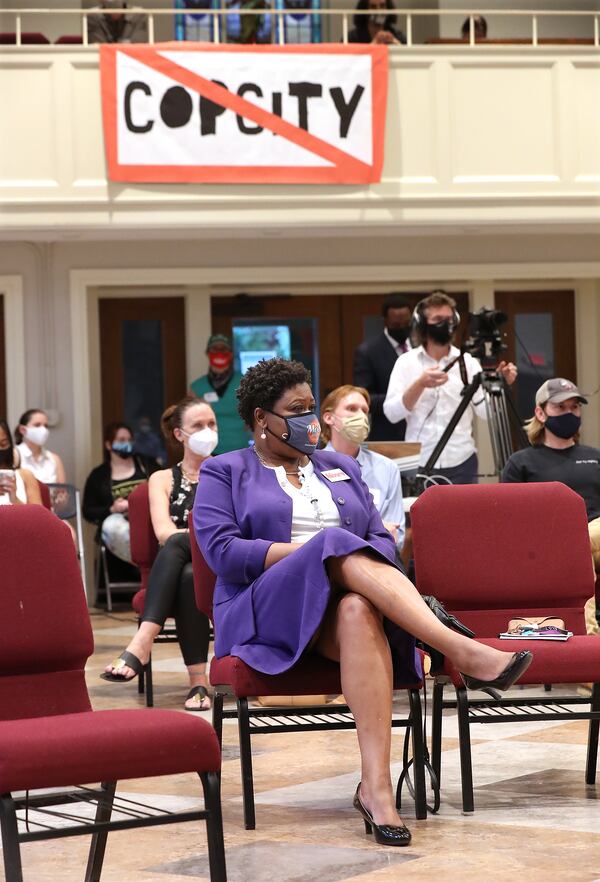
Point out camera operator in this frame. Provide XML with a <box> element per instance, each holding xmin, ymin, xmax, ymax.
<box><xmin>383</xmin><ymin>291</ymin><xmax>517</xmax><ymax>484</ymax></box>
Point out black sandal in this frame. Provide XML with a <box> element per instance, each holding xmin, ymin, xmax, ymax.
<box><xmin>100</xmin><ymin>650</ymin><xmax>144</xmax><ymax>682</ymax></box>
<box><xmin>185</xmin><ymin>685</ymin><xmax>211</xmax><ymax>712</ymax></box>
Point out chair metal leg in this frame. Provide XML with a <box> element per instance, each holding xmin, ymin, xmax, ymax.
<box><xmin>408</xmin><ymin>689</ymin><xmax>427</xmax><ymax>819</ymax></box>
<box><xmin>456</xmin><ymin>687</ymin><xmax>474</xmax><ymax>813</ymax></box>
<box><xmin>237</xmin><ymin>698</ymin><xmax>256</xmax><ymax>830</ymax></box>
<box><xmin>586</xmin><ymin>682</ymin><xmax>600</xmax><ymax>785</ymax></box>
<box><xmin>212</xmin><ymin>690</ymin><xmax>225</xmax><ymax>749</ymax></box>
<box><xmin>200</xmin><ymin>772</ymin><xmax>227</xmax><ymax>882</ymax></box>
<box><xmin>0</xmin><ymin>793</ymin><xmax>24</xmax><ymax>882</ymax></box>
<box><xmin>431</xmin><ymin>681</ymin><xmax>444</xmax><ymax>788</ymax></box>
<box><xmin>100</xmin><ymin>546</ymin><xmax>113</xmax><ymax>613</ymax></box>
<box><xmin>144</xmin><ymin>657</ymin><xmax>154</xmax><ymax>708</ymax></box>
<box><xmin>138</xmin><ymin>664</ymin><xmax>145</xmax><ymax>695</ymax></box>
<box><xmin>84</xmin><ymin>781</ymin><xmax>117</xmax><ymax>882</ymax></box>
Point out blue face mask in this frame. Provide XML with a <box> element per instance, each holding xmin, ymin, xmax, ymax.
<box><xmin>112</xmin><ymin>440</ymin><xmax>134</xmax><ymax>458</ymax></box>
<box><xmin>266</xmin><ymin>410</ymin><xmax>321</xmax><ymax>455</ymax></box>
<box><xmin>544</xmin><ymin>412</ymin><xmax>581</xmax><ymax>440</ymax></box>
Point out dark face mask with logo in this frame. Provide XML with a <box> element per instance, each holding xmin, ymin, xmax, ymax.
<box><xmin>266</xmin><ymin>410</ymin><xmax>321</xmax><ymax>455</ymax></box>
<box><xmin>426</xmin><ymin>319</ymin><xmax>454</xmax><ymax>346</ymax></box>
<box><xmin>544</xmin><ymin>412</ymin><xmax>581</xmax><ymax>440</ymax></box>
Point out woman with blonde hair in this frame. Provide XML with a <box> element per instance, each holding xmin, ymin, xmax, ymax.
<box><xmin>102</xmin><ymin>397</ymin><xmax>216</xmax><ymax>711</ymax></box>
<box><xmin>321</xmin><ymin>384</ymin><xmax>404</xmax><ymax>552</ymax></box>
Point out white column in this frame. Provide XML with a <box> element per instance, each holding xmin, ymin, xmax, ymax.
<box><xmin>575</xmin><ymin>280</ymin><xmax>600</xmax><ymax>447</ymax></box>
<box><xmin>469</xmin><ymin>280</ymin><xmax>496</xmax><ymax>482</ymax></box>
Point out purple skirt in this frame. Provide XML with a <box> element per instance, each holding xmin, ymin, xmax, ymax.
<box><xmin>213</xmin><ymin>526</ymin><xmax>419</xmax><ymax>681</ymax></box>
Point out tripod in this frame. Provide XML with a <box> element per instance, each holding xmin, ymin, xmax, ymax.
<box><xmin>422</xmin><ymin>361</ymin><xmax>527</xmax><ymax>479</ymax></box>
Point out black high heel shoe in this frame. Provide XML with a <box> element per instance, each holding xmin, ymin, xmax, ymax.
<box><xmin>460</xmin><ymin>650</ymin><xmax>533</xmax><ymax>692</ymax></box>
<box><xmin>353</xmin><ymin>785</ymin><xmax>412</xmax><ymax>847</ymax></box>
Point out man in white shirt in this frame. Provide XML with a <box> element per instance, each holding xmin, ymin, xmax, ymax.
<box><xmin>383</xmin><ymin>291</ymin><xmax>517</xmax><ymax>484</ymax></box>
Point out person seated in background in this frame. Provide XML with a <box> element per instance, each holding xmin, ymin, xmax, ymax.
<box><xmin>348</xmin><ymin>0</ymin><xmax>406</xmax><ymax>45</ymax></box>
<box><xmin>14</xmin><ymin>408</ymin><xmax>66</xmax><ymax>484</ymax></box>
<box><xmin>189</xmin><ymin>333</ymin><xmax>248</xmax><ymax>454</ymax></box>
<box><xmin>134</xmin><ymin>415</ymin><xmax>167</xmax><ymax>465</ymax></box>
<box><xmin>224</xmin><ymin>0</ymin><xmax>272</xmax><ymax>44</ymax></box>
<box><xmin>83</xmin><ymin>421</ymin><xmax>159</xmax><ymax>563</ymax></box>
<box><xmin>501</xmin><ymin>378</ymin><xmax>600</xmax><ymax>634</ymax></box>
<box><xmin>320</xmin><ymin>384</ymin><xmax>405</xmax><ymax>554</ymax></box>
<box><xmin>460</xmin><ymin>15</ymin><xmax>487</xmax><ymax>40</ymax></box>
<box><xmin>102</xmin><ymin>398</ymin><xmax>215</xmax><ymax>711</ymax></box>
<box><xmin>87</xmin><ymin>0</ymin><xmax>148</xmax><ymax>44</ymax></box>
<box><xmin>194</xmin><ymin>356</ymin><xmax>532</xmax><ymax>848</ymax></box>
<box><xmin>0</xmin><ymin>419</ymin><xmax>42</xmax><ymax>506</ymax></box>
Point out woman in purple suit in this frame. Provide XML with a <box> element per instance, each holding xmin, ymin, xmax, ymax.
<box><xmin>193</xmin><ymin>358</ymin><xmax>532</xmax><ymax>847</ymax></box>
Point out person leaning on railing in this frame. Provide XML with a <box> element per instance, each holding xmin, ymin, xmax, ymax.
<box><xmin>87</xmin><ymin>0</ymin><xmax>148</xmax><ymax>44</ymax></box>
<box><xmin>348</xmin><ymin>0</ymin><xmax>406</xmax><ymax>45</ymax></box>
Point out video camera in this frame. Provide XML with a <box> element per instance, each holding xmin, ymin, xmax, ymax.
<box><xmin>463</xmin><ymin>307</ymin><xmax>508</xmax><ymax>367</ymax></box>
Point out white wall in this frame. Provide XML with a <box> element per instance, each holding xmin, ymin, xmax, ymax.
<box><xmin>1</xmin><ymin>46</ymin><xmax>599</xmax><ymax>236</ymax></box>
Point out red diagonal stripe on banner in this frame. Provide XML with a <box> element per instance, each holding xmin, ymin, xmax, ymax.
<box><xmin>117</xmin><ymin>46</ymin><xmax>374</xmax><ymax>177</ymax></box>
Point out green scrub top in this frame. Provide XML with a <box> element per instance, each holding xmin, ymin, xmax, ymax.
<box><xmin>189</xmin><ymin>372</ymin><xmax>249</xmax><ymax>455</ymax></box>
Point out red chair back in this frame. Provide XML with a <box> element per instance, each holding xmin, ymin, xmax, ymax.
<box><xmin>128</xmin><ymin>483</ymin><xmax>159</xmax><ymax>589</ymax></box>
<box><xmin>411</xmin><ymin>482</ymin><xmax>595</xmax><ymax>637</ymax></box>
<box><xmin>0</xmin><ymin>506</ymin><xmax>93</xmax><ymax>721</ymax></box>
<box><xmin>37</xmin><ymin>479</ymin><xmax>52</xmax><ymax>510</ymax></box>
<box><xmin>189</xmin><ymin>516</ymin><xmax>217</xmax><ymax>622</ymax></box>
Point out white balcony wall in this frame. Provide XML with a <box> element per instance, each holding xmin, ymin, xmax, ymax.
<box><xmin>1</xmin><ymin>45</ymin><xmax>599</xmax><ymax>235</ymax></box>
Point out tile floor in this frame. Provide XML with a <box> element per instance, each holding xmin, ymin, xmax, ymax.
<box><xmin>8</xmin><ymin>611</ymin><xmax>600</xmax><ymax>882</ymax></box>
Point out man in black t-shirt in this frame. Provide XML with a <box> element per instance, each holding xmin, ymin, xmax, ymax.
<box><xmin>501</xmin><ymin>377</ymin><xmax>600</xmax><ymax>633</ymax></box>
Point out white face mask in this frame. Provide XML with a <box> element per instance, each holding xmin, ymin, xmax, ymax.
<box><xmin>25</xmin><ymin>425</ymin><xmax>49</xmax><ymax>447</ymax></box>
<box><xmin>182</xmin><ymin>427</ymin><xmax>218</xmax><ymax>457</ymax></box>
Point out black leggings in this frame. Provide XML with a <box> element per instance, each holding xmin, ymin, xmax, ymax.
<box><xmin>141</xmin><ymin>531</ymin><xmax>210</xmax><ymax>667</ymax></box>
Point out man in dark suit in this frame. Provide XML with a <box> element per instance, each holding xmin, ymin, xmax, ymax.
<box><xmin>353</xmin><ymin>293</ymin><xmax>412</xmax><ymax>440</ymax></box>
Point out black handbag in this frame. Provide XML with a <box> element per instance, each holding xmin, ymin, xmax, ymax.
<box><xmin>417</xmin><ymin>595</ymin><xmax>475</xmax><ymax>674</ymax></box>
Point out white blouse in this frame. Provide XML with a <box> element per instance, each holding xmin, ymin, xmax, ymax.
<box><xmin>17</xmin><ymin>442</ymin><xmax>59</xmax><ymax>484</ymax></box>
<box><xmin>269</xmin><ymin>459</ymin><xmax>341</xmax><ymax>544</ymax></box>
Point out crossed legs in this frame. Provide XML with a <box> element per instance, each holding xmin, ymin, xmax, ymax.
<box><xmin>314</xmin><ymin>551</ymin><xmax>518</xmax><ymax>827</ymax></box>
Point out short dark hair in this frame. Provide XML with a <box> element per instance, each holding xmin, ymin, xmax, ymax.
<box><xmin>382</xmin><ymin>293</ymin><xmax>411</xmax><ymax>317</ymax></box>
<box><xmin>236</xmin><ymin>358</ymin><xmax>312</xmax><ymax>429</ymax></box>
<box><xmin>461</xmin><ymin>15</ymin><xmax>487</xmax><ymax>38</ymax></box>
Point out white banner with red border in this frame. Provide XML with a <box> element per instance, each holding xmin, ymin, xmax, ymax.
<box><xmin>100</xmin><ymin>43</ymin><xmax>388</xmax><ymax>184</ymax></box>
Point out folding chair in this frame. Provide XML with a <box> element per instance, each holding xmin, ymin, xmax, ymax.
<box><xmin>411</xmin><ymin>481</ymin><xmax>600</xmax><ymax>813</ymax></box>
<box><xmin>47</xmin><ymin>482</ymin><xmax>88</xmax><ymax>597</ymax></box>
<box><xmin>189</xmin><ymin>519</ymin><xmax>428</xmax><ymax>830</ymax></box>
<box><xmin>0</xmin><ymin>505</ymin><xmax>226</xmax><ymax>882</ymax></box>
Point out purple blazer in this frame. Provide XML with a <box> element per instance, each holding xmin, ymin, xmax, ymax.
<box><xmin>193</xmin><ymin>447</ymin><xmax>395</xmax><ymax>605</ymax></box>
<box><xmin>193</xmin><ymin>447</ymin><xmax>419</xmax><ymax>680</ymax></box>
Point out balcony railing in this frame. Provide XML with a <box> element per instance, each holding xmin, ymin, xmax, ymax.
<box><xmin>0</xmin><ymin>6</ymin><xmax>598</xmax><ymax>47</ymax></box>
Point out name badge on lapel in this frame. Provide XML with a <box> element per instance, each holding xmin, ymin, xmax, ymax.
<box><xmin>322</xmin><ymin>468</ymin><xmax>351</xmax><ymax>483</ymax></box>
<box><xmin>203</xmin><ymin>391</ymin><xmax>219</xmax><ymax>403</ymax></box>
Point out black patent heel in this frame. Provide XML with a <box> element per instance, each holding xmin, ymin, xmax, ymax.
<box><xmin>353</xmin><ymin>784</ymin><xmax>412</xmax><ymax>847</ymax></box>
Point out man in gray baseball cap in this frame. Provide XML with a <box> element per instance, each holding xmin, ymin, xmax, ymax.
<box><xmin>502</xmin><ymin>376</ymin><xmax>599</xmax><ymax>637</ymax></box>
<box><xmin>535</xmin><ymin>377</ymin><xmax>588</xmax><ymax>408</ymax></box>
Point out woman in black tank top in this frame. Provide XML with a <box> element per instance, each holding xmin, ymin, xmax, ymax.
<box><xmin>102</xmin><ymin>398</ymin><xmax>219</xmax><ymax>711</ymax></box>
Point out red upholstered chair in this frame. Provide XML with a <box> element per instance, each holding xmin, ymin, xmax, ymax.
<box><xmin>0</xmin><ymin>506</ymin><xmax>226</xmax><ymax>882</ymax></box>
<box><xmin>0</xmin><ymin>32</ymin><xmax>50</xmax><ymax>44</ymax></box>
<box><xmin>189</xmin><ymin>519</ymin><xmax>428</xmax><ymax>830</ymax></box>
<box><xmin>411</xmin><ymin>482</ymin><xmax>600</xmax><ymax>814</ymax></box>
<box><xmin>36</xmin><ymin>479</ymin><xmax>51</xmax><ymax>510</ymax></box>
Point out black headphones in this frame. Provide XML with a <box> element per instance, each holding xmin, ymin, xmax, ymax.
<box><xmin>411</xmin><ymin>296</ymin><xmax>460</xmax><ymax>336</ymax></box>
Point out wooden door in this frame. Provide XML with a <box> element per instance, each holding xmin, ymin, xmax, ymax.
<box><xmin>98</xmin><ymin>297</ymin><xmax>187</xmax><ymax>456</ymax></box>
<box><xmin>494</xmin><ymin>290</ymin><xmax>576</xmax><ymax>420</ymax></box>
<box><xmin>211</xmin><ymin>294</ymin><xmax>344</xmax><ymax>400</ymax></box>
<box><xmin>0</xmin><ymin>295</ymin><xmax>6</xmax><ymax>418</ymax></box>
